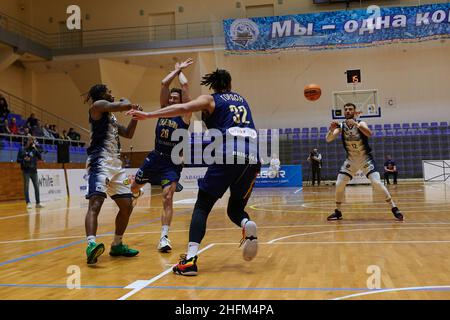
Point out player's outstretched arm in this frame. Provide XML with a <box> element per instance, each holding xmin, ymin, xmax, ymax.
<box><xmin>357</xmin><ymin>121</ymin><xmax>372</xmax><ymax>137</ymax></box>
<box><xmin>161</xmin><ymin>58</ymin><xmax>194</xmax><ymax>107</ymax></box>
<box><xmin>178</xmin><ymin>62</ymin><xmax>193</xmax><ymax>124</ymax></box>
<box><xmin>91</xmin><ymin>100</ymin><xmax>138</xmax><ymax>114</ymax></box>
<box><xmin>326</xmin><ymin>121</ymin><xmax>340</xmax><ymax>143</ymax></box>
<box><xmin>118</xmin><ymin>106</ymin><xmax>143</xmax><ymax>139</ymax></box>
<box><xmin>127</xmin><ymin>95</ymin><xmax>214</xmax><ymax>120</ymax></box>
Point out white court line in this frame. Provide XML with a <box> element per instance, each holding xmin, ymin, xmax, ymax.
<box><xmin>268</xmin><ymin>227</ymin><xmax>450</xmax><ymax>244</ymax></box>
<box><xmin>117</xmin><ymin>243</ymin><xmax>216</xmax><ymax>300</ymax></box>
<box><xmin>3</xmin><ymin>222</ymin><xmax>450</xmax><ymax>245</ymax></box>
<box><xmin>0</xmin><ymin>192</ymin><xmax>165</xmax><ymax>221</ymax></box>
<box><xmin>330</xmin><ymin>286</ymin><xmax>450</xmax><ymax>300</ymax></box>
<box><xmin>213</xmin><ymin>240</ymin><xmax>450</xmax><ymax>245</ymax></box>
<box><xmin>294</xmin><ymin>188</ymin><xmax>303</xmax><ymax>194</ymax></box>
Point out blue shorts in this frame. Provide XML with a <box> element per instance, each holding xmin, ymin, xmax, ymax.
<box><xmin>135</xmin><ymin>150</ymin><xmax>182</xmax><ymax>188</ymax></box>
<box><xmin>198</xmin><ymin>163</ymin><xmax>261</xmax><ymax>199</ymax></box>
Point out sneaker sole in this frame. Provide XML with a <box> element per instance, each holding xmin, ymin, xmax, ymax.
<box><xmin>158</xmin><ymin>245</ymin><xmax>172</xmax><ymax>253</ymax></box>
<box><xmin>243</xmin><ymin>221</ymin><xmax>258</xmax><ymax>261</ymax></box>
<box><xmin>327</xmin><ymin>217</ymin><xmax>343</xmax><ymax>221</ymax></box>
<box><xmin>109</xmin><ymin>251</ymin><xmax>139</xmax><ymax>257</ymax></box>
<box><xmin>173</xmin><ymin>269</ymin><xmax>198</xmax><ymax>276</ymax></box>
<box><xmin>87</xmin><ymin>244</ymin><xmax>105</xmax><ymax>265</ymax></box>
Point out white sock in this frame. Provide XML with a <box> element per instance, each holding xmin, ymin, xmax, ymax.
<box><xmin>386</xmin><ymin>198</ymin><xmax>396</xmax><ymax>208</ymax></box>
<box><xmin>161</xmin><ymin>225</ymin><xmax>170</xmax><ymax>238</ymax></box>
<box><xmin>87</xmin><ymin>235</ymin><xmax>96</xmax><ymax>245</ymax></box>
<box><xmin>112</xmin><ymin>234</ymin><xmax>123</xmax><ymax>246</ymax></box>
<box><xmin>240</xmin><ymin>218</ymin><xmax>249</xmax><ymax>228</ymax></box>
<box><xmin>186</xmin><ymin>242</ymin><xmax>199</xmax><ymax>259</ymax></box>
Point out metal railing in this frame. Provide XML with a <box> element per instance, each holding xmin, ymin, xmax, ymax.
<box><xmin>0</xmin><ymin>11</ymin><xmax>52</xmax><ymax>47</ymax></box>
<box><xmin>0</xmin><ymin>133</ymin><xmax>88</xmax><ymax>163</ymax></box>
<box><xmin>0</xmin><ymin>9</ymin><xmax>221</xmax><ymax>50</ymax></box>
<box><xmin>0</xmin><ymin>89</ymin><xmax>89</xmax><ymax>142</ymax></box>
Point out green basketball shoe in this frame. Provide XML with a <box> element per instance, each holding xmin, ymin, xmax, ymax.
<box><xmin>86</xmin><ymin>242</ymin><xmax>105</xmax><ymax>265</ymax></box>
<box><xmin>109</xmin><ymin>243</ymin><xmax>139</xmax><ymax>257</ymax></box>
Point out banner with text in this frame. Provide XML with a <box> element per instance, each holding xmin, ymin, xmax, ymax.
<box><xmin>29</xmin><ymin>169</ymin><xmax>67</xmax><ymax>203</ymax></box>
<box><xmin>224</xmin><ymin>3</ymin><xmax>450</xmax><ymax>53</ymax></box>
<box><xmin>255</xmin><ymin>165</ymin><xmax>302</xmax><ymax>188</ymax></box>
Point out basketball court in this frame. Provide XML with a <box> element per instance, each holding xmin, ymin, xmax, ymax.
<box><xmin>1</xmin><ymin>182</ymin><xmax>450</xmax><ymax>300</ymax></box>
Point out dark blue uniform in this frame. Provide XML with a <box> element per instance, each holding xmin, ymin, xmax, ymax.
<box><xmin>199</xmin><ymin>91</ymin><xmax>261</xmax><ymax>199</ymax></box>
<box><xmin>135</xmin><ymin>116</ymin><xmax>189</xmax><ymax>188</ymax></box>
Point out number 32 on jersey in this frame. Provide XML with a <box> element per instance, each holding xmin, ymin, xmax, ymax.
<box><xmin>229</xmin><ymin>105</ymin><xmax>250</xmax><ymax>125</ymax></box>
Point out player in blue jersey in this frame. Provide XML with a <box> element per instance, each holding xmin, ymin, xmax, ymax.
<box><xmin>84</xmin><ymin>84</ymin><xmax>142</xmax><ymax>265</ymax></box>
<box><xmin>131</xmin><ymin>58</ymin><xmax>193</xmax><ymax>253</ymax></box>
<box><xmin>326</xmin><ymin>103</ymin><xmax>403</xmax><ymax>221</ymax></box>
<box><xmin>128</xmin><ymin>69</ymin><xmax>261</xmax><ymax>276</ymax></box>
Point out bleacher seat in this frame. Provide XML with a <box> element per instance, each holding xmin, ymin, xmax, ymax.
<box><xmin>383</xmin><ymin>124</ymin><xmax>392</xmax><ymax>130</ymax></box>
<box><xmin>293</xmin><ymin>128</ymin><xmax>300</xmax><ymax>134</ymax></box>
<box><xmin>421</xmin><ymin>122</ymin><xmax>429</xmax><ymax>129</ymax></box>
<box><xmin>440</xmin><ymin>122</ymin><xmax>448</xmax><ymax>127</ymax></box>
<box><xmin>292</xmin><ymin>134</ymin><xmax>300</xmax><ymax>140</ymax></box>
<box><xmin>386</xmin><ymin>131</ymin><xmax>394</xmax><ymax>136</ymax></box>
<box><xmin>411</xmin><ymin>123</ymin><xmax>420</xmax><ymax>129</ymax></box>
<box><xmin>301</xmin><ymin>134</ymin><xmax>309</xmax><ymax>140</ymax></box>
<box><xmin>301</xmin><ymin>128</ymin><xmax>309</xmax><ymax>134</ymax></box>
<box><xmin>368</xmin><ymin>124</ymin><xmax>373</xmax><ymax>130</ymax></box>
<box><xmin>430</xmin><ymin>122</ymin><xmax>438</xmax><ymax>128</ymax></box>
<box><xmin>319</xmin><ymin>133</ymin><xmax>326</xmax><ymax>139</ymax></box>
<box><xmin>402</xmin><ymin>123</ymin><xmax>410</xmax><ymax>130</ymax></box>
<box><xmin>320</xmin><ymin>127</ymin><xmax>327</xmax><ymax>133</ymax></box>
<box><xmin>310</xmin><ymin>128</ymin><xmax>319</xmax><ymax>133</ymax></box>
<box><xmin>374</xmin><ymin>124</ymin><xmax>382</xmax><ymax>131</ymax></box>
<box><xmin>393</xmin><ymin>123</ymin><xmax>401</xmax><ymax>130</ymax></box>
<box><xmin>285</xmin><ymin>128</ymin><xmax>292</xmax><ymax>134</ymax></box>
<box><xmin>375</xmin><ymin>131</ymin><xmax>384</xmax><ymax>137</ymax></box>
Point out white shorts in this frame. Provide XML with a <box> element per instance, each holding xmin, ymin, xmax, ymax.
<box><xmin>86</xmin><ymin>156</ymin><xmax>132</xmax><ymax>200</ymax></box>
<box><xmin>339</xmin><ymin>156</ymin><xmax>377</xmax><ymax>179</ymax></box>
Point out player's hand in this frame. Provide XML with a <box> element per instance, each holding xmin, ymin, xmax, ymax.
<box><xmin>346</xmin><ymin>118</ymin><xmax>358</xmax><ymax>127</ymax></box>
<box><xmin>177</xmin><ymin>58</ymin><xmax>194</xmax><ymax>70</ymax></box>
<box><xmin>130</xmin><ymin>104</ymin><xmax>143</xmax><ymax>111</ymax></box>
<box><xmin>330</xmin><ymin>121</ymin><xmax>340</xmax><ymax>130</ymax></box>
<box><xmin>126</xmin><ymin>109</ymin><xmax>150</xmax><ymax>120</ymax></box>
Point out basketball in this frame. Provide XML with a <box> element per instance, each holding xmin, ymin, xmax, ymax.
<box><xmin>304</xmin><ymin>84</ymin><xmax>321</xmax><ymax>101</ymax></box>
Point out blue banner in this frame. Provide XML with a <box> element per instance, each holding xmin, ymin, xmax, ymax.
<box><xmin>224</xmin><ymin>3</ymin><xmax>450</xmax><ymax>53</ymax></box>
<box><xmin>255</xmin><ymin>165</ymin><xmax>302</xmax><ymax>188</ymax></box>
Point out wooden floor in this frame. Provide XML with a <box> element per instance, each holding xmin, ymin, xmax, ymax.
<box><xmin>1</xmin><ymin>182</ymin><xmax>450</xmax><ymax>300</ymax></box>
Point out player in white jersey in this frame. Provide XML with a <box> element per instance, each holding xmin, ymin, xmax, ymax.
<box><xmin>83</xmin><ymin>84</ymin><xmax>143</xmax><ymax>264</ymax></box>
<box><xmin>325</xmin><ymin>103</ymin><xmax>403</xmax><ymax>221</ymax></box>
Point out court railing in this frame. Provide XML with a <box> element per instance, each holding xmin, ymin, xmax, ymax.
<box><xmin>0</xmin><ymin>89</ymin><xmax>90</xmax><ymax>142</ymax></box>
<box><xmin>0</xmin><ymin>9</ymin><xmax>221</xmax><ymax>50</ymax></box>
<box><xmin>0</xmin><ymin>133</ymin><xmax>88</xmax><ymax>163</ymax></box>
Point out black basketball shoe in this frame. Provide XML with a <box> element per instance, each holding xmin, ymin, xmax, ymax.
<box><xmin>327</xmin><ymin>209</ymin><xmax>343</xmax><ymax>221</ymax></box>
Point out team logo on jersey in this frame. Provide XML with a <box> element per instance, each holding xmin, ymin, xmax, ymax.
<box><xmin>123</xmin><ymin>178</ymin><xmax>130</xmax><ymax>186</ymax></box>
<box><xmin>230</xmin><ymin>19</ymin><xmax>259</xmax><ymax>47</ymax></box>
